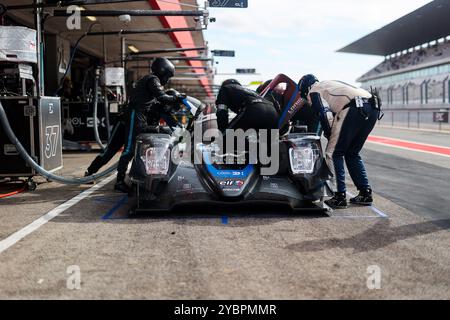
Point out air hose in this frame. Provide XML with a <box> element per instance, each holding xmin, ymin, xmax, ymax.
<box><xmin>0</xmin><ymin>100</ymin><xmax>118</xmax><ymax>185</ymax></box>
<box><xmin>93</xmin><ymin>69</ymin><xmax>106</xmax><ymax>150</ymax></box>
<box><xmin>0</xmin><ymin>182</ymin><xmax>27</xmax><ymax>199</ymax></box>
<box><xmin>104</xmin><ymin>90</ymin><xmax>111</xmax><ymax>141</ymax></box>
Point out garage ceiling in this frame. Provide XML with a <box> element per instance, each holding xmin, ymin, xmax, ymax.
<box><xmin>1</xmin><ymin>0</ymin><xmax>212</xmax><ymax>99</ymax></box>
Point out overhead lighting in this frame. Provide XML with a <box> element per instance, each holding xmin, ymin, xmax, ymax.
<box><xmin>78</xmin><ymin>6</ymin><xmax>97</xmax><ymax>22</ymax></box>
<box><xmin>128</xmin><ymin>45</ymin><xmax>140</xmax><ymax>53</ymax></box>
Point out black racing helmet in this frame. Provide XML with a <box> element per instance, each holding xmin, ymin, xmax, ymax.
<box><xmin>151</xmin><ymin>57</ymin><xmax>175</xmax><ymax>85</ymax></box>
<box><xmin>222</xmin><ymin>79</ymin><xmax>241</xmax><ymax>87</ymax></box>
<box><xmin>298</xmin><ymin>74</ymin><xmax>319</xmax><ymax>100</ymax></box>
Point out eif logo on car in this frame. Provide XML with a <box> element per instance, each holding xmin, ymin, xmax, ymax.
<box><xmin>220</xmin><ymin>180</ymin><xmax>245</xmax><ymax>187</ymax></box>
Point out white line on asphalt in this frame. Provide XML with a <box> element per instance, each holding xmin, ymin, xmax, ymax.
<box><xmin>367</xmin><ymin>205</ymin><xmax>389</xmax><ymax>218</ymax></box>
<box><xmin>332</xmin><ymin>216</ymin><xmax>381</xmax><ymax>219</ymax></box>
<box><xmin>0</xmin><ymin>175</ymin><xmax>116</xmax><ymax>254</ymax></box>
<box><xmin>377</xmin><ymin>125</ymin><xmax>450</xmax><ymax>135</ymax></box>
<box><xmin>346</xmin><ymin>192</ymin><xmax>389</xmax><ymax>218</ymax></box>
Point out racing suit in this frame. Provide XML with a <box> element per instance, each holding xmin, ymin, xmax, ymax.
<box><xmin>307</xmin><ymin>80</ymin><xmax>380</xmax><ymax>193</ymax></box>
<box><xmin>116</xmin><ymin>75</ymin><xmax>181</xmax><ymax>182</ymax></box>
<box><xmin>216</xmin><ymin>84</ymin><xmax>279</xmax><ymax>132</ymax></box>
<box><xmin>86</xmin><ymin>112</ymin><xmax>126</xmax><ymax>175</ymax></box>
<box><xmin>86</xmin><ymin>106</ymin><xmax>177</xmax><ymax>176</ymax></box>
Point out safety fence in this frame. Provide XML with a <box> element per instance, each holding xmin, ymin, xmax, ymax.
<box><xmin>378</xmin><ymin>107</ymin><xmax>450</xmax><ymax>132</ymax></box>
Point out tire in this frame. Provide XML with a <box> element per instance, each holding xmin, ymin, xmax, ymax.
<box><xmin>127</xmin><ymin>184</ymin><xmax>140</xmax><ymax>217</ymax></box>
<box><xmin>27</xmin><ymin>180</ymin><xmax>37</xmax><ymax>191</ymax></box>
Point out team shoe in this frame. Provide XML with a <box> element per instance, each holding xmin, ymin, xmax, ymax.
<box><xmin>114</xmin><ymin>181</ymin><xmax>130</xmax><ymax>193</ymax></box>
<box><xmin>84</xmin><ymin>170</ymin><xmax>95</xmax><ymax>185</ymax></box>
<box><xmin>350</xmin><ymin>188</ymin><xmax>373</xmax><ymax>206</ymax></box>
<box><xmin>325</xmin><ymin>192</ymin><xmax>348</xmax><ymax>209</ymax></box>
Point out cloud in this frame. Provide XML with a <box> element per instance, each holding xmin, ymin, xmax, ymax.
<box><xmin>268</xmin><ymin>48</ymin><xmax>283</xmax><ymax>57</ymax></box>
<box><xmin>208</xmin><ymin>0</ymin><xmax>433</xmax><ymax>38</ymax></box>
<box><xmin>206</xmin><ymin>0</ymin><xmax>433</xmax><ymax>85</ymax></box>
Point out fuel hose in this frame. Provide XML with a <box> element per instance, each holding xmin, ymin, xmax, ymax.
<box><xmin>93</xmin><ymin>70</ymin><xmax>107</xmax><ymax>150</ymax></box>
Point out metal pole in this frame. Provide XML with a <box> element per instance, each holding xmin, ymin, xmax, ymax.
<box><xmin>85</xmin><ymin>27</ymin><xmax>203</xmax><ymax>36</ymax></box>
<box><xmin>167</xmin><ymin>57</ymin><xmax>212</xmax><ymax>61</ymax></box>
<box><xmin>130</xmin><ymin>65</ymin><xmax>209</xmax><ymax>70</ymax></box>
<box><xmin>35</xmin><ymin>0</ymin><xmax>44</xmax><ymax>96</ymax></box>
<box><xmin>4</xmin><ymin>1</ymin><xmax>85</xmax><ymax>10</ymax></box>
<box><xmin>175</xmin><ymin>73</ymin><xmax>208</xmax><ymax>77</ymax></box>
<box><xmin>53</xmin><ymin>10</ymin><xmax>206</xmax><ymax>17</ymax></box>
<box><xmin>121</xmin><ymin>36</ymin><xmax>127</xmax><ymax>102</ymax></box>
<box><xmin>128</xmin><ymin>56</ymin><xmax>213</xmax><ymax>62</ymax></box>
<box><xmin>172</xmin><ymin>84</ymin><xmax>220</xmax><ymax>88</ymax></box>
<box><xmin>442</xmin><ymin>77</ymin><xmax>448</xmax><ymax>104</ymax></box>
<box><xmin>170</xmin><ymin>78</ymin><xmax>210</xmax><ymax>81</ymax></box>
<box><xmin>104</xmin><ymin>90</ymin><xmax>111</xmax><ymax>140</ymax></box>
<box><xmin>417</xmin><ymin>112</ymin><xmax>420</xmax><ymax>129</ymax></box>
<box><xmin>175</xmin><ymin>66</ymin><xmax>210</xmax><ymax>70</ymax></box>
<box><xmin>448</xmin><ymin>80</ymin><xmax>450</xmax><ymax>104</ymax></box>
<box><xmin>130</xmin><ymin>46</ymin><xmax>206</xmax><ymax>56</ymax></box>
<box><xmin>102</xmin><ymin>27</ymin><xmax>107</xmax><ymax>65</ymax></box>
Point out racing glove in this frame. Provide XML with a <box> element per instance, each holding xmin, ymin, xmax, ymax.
<box><xmin>163</xmin><ymin>90</ymin><xmax>184</xmax><ymax>111</ymax></box>
<box><xmin>176</xmin><ymin>93</ymin><xmax>187</xmax><ymax>102</ymax></box>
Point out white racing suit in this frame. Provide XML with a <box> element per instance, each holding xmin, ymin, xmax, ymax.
<box><xmin>308</xmin><ymin>80</ymin><xmax>379</xmax><ymax>193</ymax></box>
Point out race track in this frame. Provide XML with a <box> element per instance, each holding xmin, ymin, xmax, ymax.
<box><xmin>0</xmin><ymin>126</ymin><xmax>449</xmax><ymax>299</ymax></box>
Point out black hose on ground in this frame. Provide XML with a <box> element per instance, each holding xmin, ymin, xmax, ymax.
<box><xmin>0</xmin><ymin>100</ymin><xmax>118</xmax><ymax>185</ymax></box>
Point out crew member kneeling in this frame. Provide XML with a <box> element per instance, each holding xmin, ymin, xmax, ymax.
<box><xmin>298</xmin><ymin>74</ymin><xmax>382</xmax><ymax>209</ymax></box>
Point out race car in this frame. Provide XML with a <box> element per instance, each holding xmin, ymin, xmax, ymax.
<box><xmin>128</xmin><ymin>75</ymin><xmax>333</xmax><ymax>214</ymax></box>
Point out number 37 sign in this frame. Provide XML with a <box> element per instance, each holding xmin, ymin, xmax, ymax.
<box><xmin>210</xmin><ymin>0</ymin><xmax>248</xmax><ymax>8</ymax></box>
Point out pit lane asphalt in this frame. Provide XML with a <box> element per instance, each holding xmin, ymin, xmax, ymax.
<box><xmin>0</xmin><ymin>127</ymin><xmax>449</xmax><ymax>299</ymax></box>
<box><xmin>365</xmin><ymin>127</ymin><xmax>450</xmax><ymax>223</ymax></box>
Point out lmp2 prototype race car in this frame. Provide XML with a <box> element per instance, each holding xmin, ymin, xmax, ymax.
<box><xmin>127</xmin><ymin>74</ymin><xmax>333</xmax><ymax>214</ymax></box>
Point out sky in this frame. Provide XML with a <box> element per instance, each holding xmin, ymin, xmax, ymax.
<box><xmin>204</xmin><ymin>0</ymin><xmax>433</xmax><ymax>87</ymax></box>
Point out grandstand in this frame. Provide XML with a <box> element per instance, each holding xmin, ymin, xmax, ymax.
<box><xmin>339</xmin><ymin>0</ymin><xmax>450</xmax><ymax>130</ymax></box>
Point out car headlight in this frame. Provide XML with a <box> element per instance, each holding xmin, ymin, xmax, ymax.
<box><xmin>139</xmin><ymin>137</ymin><xmax>171</xmax><ymax>176</ymax></box>
<box><xmin>142</xmin><ymin>147</ymin><xmax>170</xmax><ymax>175</ymax></box>
<box><xmin>289</xmin><ymin>143</ymin><xmax>320</xmax><ymax>174</ymax></box>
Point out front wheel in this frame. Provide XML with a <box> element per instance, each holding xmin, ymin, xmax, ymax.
<box><xmin>127</xmin><ymin>184</ymin><xmax>140</xmax><ymax>216</ymax></box>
